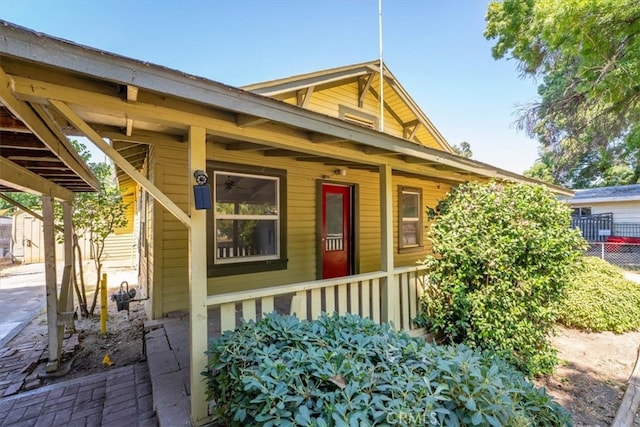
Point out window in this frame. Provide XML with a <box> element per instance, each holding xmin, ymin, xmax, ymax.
<box><xmin>572</xmin><ymin>207</ymin><xmax>592</xmax><ymax>217</ymax></box>
<box><xmin>207</xmin><ymin>163</ymin><xmax>287</xmax><ymax>276</ymax></box>
<box><xmin>399</xmin><ymin>186</ymin><xmax>423</xmax><ymax>252</ymax></box>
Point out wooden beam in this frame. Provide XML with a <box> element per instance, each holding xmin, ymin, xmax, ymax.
<box><xmin>0</xmin><ymin>106</ymin><xmax>30</xmax><ymax>132</ymax></box>
<box><xmin>612</xmin><ymin>345</ymin><xmax>640</xmax><ymax>426</ymax></box>
<box><xmin>296</xmin><ymin>86</ymin><xmax>314</xmax><ymax>108</ymax></box>
<box><xmin>224</xmin><ymin>142</ymin><xmax>271</xmax><ymax>151</ymax></box>
<box><xmin>0</xmin><ymin>193</ymin><xmax>65</xmax><ymax>233</ymax></box>
<box><xmin>125</xmin><ymin>85</ymin><xmax>138</xmax><ymax>137</ymax></box>
<box><xmin>368</xmin><ymin>86</ymin><xmax>404</xmax><ymax>129</ymax></box>
<box><xmin>407</xmin><ymin>123</ymin><xmax>420</xmax><ymax>140</ymax></box>
<box><xmin>309</xmin><ymin>133</ymin><xmax>349</xmax><ymax>144</ymax></box>
<box><xmin>127</xmin><ymin>85</ymin><xmax>139</xmax><ymax>101</ymax></box>
<box><xmin>403</xmin><ymin>156</ymin><xmax>441</xmax><ymax>166</ymax></box>
<box><xmin>0</xmin><ymin>156</ymin><xmax>74</xmax><ymax>200</ymax></box>
<box><xmin>58</xmin><ymin>201</ymin><xmax>74</xmax><ymax>332</ymax></box>
<box><xmin>96</xmin><ymin>127</ymin><xmax>184</xmax><ymax>145</ymax></box>
<box><xmin>187</xmin><ymin>125</ymin><xmax>209</xmax><ymax>423</ymax></box>
<box><xmin>0</xmin><ymin>132</ymin><xmax>50</xmax><ymax>150</ymax></box>
<box><xmin>362</xmin><ymin>147</ymin><xmax>398</xmax><ymax>156</ymax></box>
<box><xmin>42</xmin><ymin>195</ymin><xmax>61</xmax><ymax>372</ymax></box>
<box><xmin>236</xmin><ymin>114</ymin><xmax>269</xmax><ymax>128</ymax></box>
<box><xmin>263</xmin><ymin>149</ymin><xmax>300</xmax><ymax>157</ymax></box>
<box><xmin>379</xmin><ymin>164</ymin><xmax>398</xmax><ymax>327</ymax></box>
<box><xmin>48</xmin><ymin>99</ymin><xmax>191</xmax><ymax>227</ymax></box>
<box><xmin>0</xmin><ymin>69</ymin><xmax>98</xmax><ymax>190</ymax></box>
<box><xmin>358</xmin><ymin>73</ymin><xmax>373</xmax><ymax>108</ymax></box>
<box><xmin>244</xmin><ymin>68</ymin><xmax>370</xmax><ymax>96</ymax></box>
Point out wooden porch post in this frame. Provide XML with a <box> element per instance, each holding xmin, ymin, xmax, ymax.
<box><xmin>42</xmin><ymin>195</ymin><xmax>60</xmax><ymax>372</ymax></box>
<box><xmin>59</xmin><ymin>201</ymin><xmax>74</xmax><ymax>332</ymax></box>
<box><xmin>379</xmin><ymin>164</ymin><xmax>399</xmax><ymax>327</ymax></box>
<box><xmin>188</xmin><ymin>126</ymin><xmax>209</xmax><ymax>423</ymax></box>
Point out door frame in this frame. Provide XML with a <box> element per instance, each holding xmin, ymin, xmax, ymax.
<box><xmin>316</xmin><ymin>180</ymin><xmax>358</xmax><ymax>279</ymax></box>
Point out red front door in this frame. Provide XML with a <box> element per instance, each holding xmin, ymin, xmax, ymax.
<box><xmin>321</xmin><ymin>184</ymin><xmax>353</xmax><ymax>279</ymax></box>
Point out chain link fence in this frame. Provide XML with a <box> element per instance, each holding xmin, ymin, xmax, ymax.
<box><xmin>585</xmin><ymin>242</ymin><xmax>640</xmax><ymax>271</ymax></box>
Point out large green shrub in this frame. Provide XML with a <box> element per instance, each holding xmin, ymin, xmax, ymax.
<box><xmin>203</xmin><ymin>312</ymin><xmax>571</xmax><ymax>426</ymax></box>
<box><xmin>417</xmin><ymin>182</ymin><xmax>586</xmax><ymax>376</ymax></box>
<box><xmin>558</xmin><ymin>257</ymin><xmax>640</xmax><ymax>333</ymax></box>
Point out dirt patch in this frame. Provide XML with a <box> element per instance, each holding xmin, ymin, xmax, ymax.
<box><xmin>536</xmin><ymin>326</ymin><xmax>640</xmax><ymax>426</ymax></box>
<box><xmin>1</xmin><ymin>260</ymin><xmax>148</xmax><ymax>389</ymax></box>
<box><xmin>57</xmin><ymin>299</ymin><xmax>146</xmax><ymax>381</ymax></box>
<box><xmin>535</xmin><ymin>271</ymin><xmax>640</xmax><ymax>426</ymax></box>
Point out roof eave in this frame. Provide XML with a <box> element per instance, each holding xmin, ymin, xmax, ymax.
<box><xmin>0</xmin><ymin>21</ymin><xmax>571</xmax><ymax>196</ymax></box>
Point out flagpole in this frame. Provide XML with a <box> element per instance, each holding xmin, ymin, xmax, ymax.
<box><xmin>378</xmin><ymin>0</ymin><xmax>384</xmax><ymax>131</ymax></box>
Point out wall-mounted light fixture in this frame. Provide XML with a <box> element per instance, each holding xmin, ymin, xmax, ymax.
<box><xmin>334</xmin><ymin>168</ymin><xmax>347</xmax><ymax>177</ymax></box>
<box><xmin>193</xmin><ymin>169</ymin><xmax>211</xmax><ymax>210</ymax></box>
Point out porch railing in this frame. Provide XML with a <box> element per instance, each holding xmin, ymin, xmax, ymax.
<box><xmin>205</xmin><ymin>265</ymin><xmax>427</xmax><ymax>335</ymax></box>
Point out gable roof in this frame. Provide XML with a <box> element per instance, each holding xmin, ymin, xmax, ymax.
<box><xmin>0</xmin><ymin>20</ymin><xmax>573</xmax><ymax>197</ymax></box>
<box><xmin>570</xmin><ymin>184</ymin><xmax>640</xmax><ymax>204</ymax></box>
<box><xmin>242</xmin><ymin>60</ymin><xmax>454</xmax><ymax>153</ymax></box>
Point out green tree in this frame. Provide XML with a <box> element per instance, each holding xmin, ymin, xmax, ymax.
<box><xmin>0</xmin><ymin>192</ymin><xmax>40</xmax><ymax>215</ymax></box>
<box><xmin>452</xmin><ymin>141</ymin><xmax>473</xmax><ymax>158</ymax></box>
<box><xmin>62</xmin><ymin>141</ymin><xmax>128</xmax><ymax>317</ymax></box>
<box><xmin>418</xmin><ymin>182</ymin><xmax>586</xmax><ymax>376</ymax></box>
<box><xmin>485</xmin><ymin>0</ymin><xmax>640</xmax><ymax>187</ymax></box>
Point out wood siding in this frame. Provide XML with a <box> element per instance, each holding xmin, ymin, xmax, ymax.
<box><xmin>149</xmin><ymin>143</ymin><xmax>452</xmax><ymax>316</ymax></box>
<box><xmin>277</xmin><ymin>78</ymin><xmax>442</xmax><ymax>150</ymax></box>
<box><xmin>152</xmin><ymin>143</ymin><xmax>189</xmax><ymax>316</ymax></box>
<box><xmin>115</xmin><ymin>183</ymin><xmax>137</xmax><ymax>234</ymax></box>
<box><xmin>573</xmin><ymin>201</ymin><xmax>640</xmax><ymax>223</ymax></box>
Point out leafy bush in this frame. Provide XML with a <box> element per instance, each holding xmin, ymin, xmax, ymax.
<box><xmin>203</xmin><ymin>312</ymin><xmax>571</xmax><ymax>426</ymax></box>
<box><xmin>558</xmin><ymin>257</ymin><xmax>640</xmax><ymax>333</ymax></box>
<box><xmin>417</xmin><ymin>182</ymin><xmax>586</xmax><ymax>376</ymax></box>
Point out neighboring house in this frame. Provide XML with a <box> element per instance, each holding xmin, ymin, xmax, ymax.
<box><xmin>569</xmin><ymin>184</ymin><xmax>640</xmax><ymax>241</ymax></box>
<box><xmin>0</xmin><ymin>21</ymin><xmax>571</xmax><ymax>423</ymax></box>
<box><xmin>0</xmin><ymin>216</ymin><xmax>11</xmax><ymax>258</ymax></box>
<box><xmin>11</xmin><ymin>210</ymin><xmax>134</xmax><ymax>265</ymax></box>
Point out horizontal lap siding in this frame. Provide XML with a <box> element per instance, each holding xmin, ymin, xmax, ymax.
<box><xmin>115</xmin><ymin>184</ymin><xmax>136</xmax><ymax>234</ymax></box>
<box><xmin>585</xmin><ymin>201</ymin><xmax>640</xmax><ymax>223</ymax></box>
<box><xmin>155</xmin><ymin>144</ymin><xmax>189</xmax><ymax>315</ymax></box>
<box><xmin>357</xmin><ymin>171</ymin><xmax>382</xmax><ymax>273</ymax></box>
<box><xmin>292</xmin><ymin>80</ymin><xmax>444</xmax><ymax>150</ymax></box>
<box><xmin>393</xmin><ymin>177</ymin><xmax>452</xmax><ymax>266</ymax></box>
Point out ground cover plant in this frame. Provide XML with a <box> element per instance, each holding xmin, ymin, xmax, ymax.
<box><xmin>558</xmin><ymin>257</ymin><xmax>640</xmax><ymax>333</ymax></box>
<box><xmin>203</xmin><ymin>312</ymin><xmax>571</xmax><ymax>426</ymax></box>
<box><xmin>417</xmin><ymin>182</ymin><xmax>586</xmax><ymax>376</ymax></box>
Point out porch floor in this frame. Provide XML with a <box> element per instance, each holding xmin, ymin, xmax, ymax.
<box><xmin>144</xmin><ymin>296</ymin><xmax>293</xmax><ymax>426</ymax></box>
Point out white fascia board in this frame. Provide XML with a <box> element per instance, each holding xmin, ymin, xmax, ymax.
<box><xmin>570</xmin><ymin>196</ymin><xmax>640</xmax><ymax>204</ymax></box>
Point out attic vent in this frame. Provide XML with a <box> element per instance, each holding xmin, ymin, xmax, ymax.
<box><xmin>344</xmin><ymin>113</ymin><xmax>375</xmax><ymax>129</ymax></box>
<box><xmin>339</xmin><ymin>105</ymin><xmax>378</xmax><ymax>130</ymax></box>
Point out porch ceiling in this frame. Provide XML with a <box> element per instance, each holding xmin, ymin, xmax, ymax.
<box><xmin>0</xmin><ymin>20</ymin><xmax>572</xmax><ymax>196</ymax></box>
<box><xmin>0</xmin><ymin>105</ymin><xmax>97</xmax><ymax>198</ymax></box>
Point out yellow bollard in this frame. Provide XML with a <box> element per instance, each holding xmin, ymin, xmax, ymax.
<box><xmin>100</xmin><ymin>273</ymin><xmax>107</xmax><ymax>335</ymax></box>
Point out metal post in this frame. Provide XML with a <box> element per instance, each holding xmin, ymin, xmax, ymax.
<box><xmin>100</xmin><ymin>273</ymin><xmax>107</xmax><ymax>335</ymax></box>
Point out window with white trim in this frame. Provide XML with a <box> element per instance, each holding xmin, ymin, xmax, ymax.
<box><xmin>207</xmin><ymin>163</ymin><xmax>287</xmax><ymax>277</ymax></box>
<box><xmin>399</xmin><ymin>186</ymin><xmax>423</xmax><ymax>251</ymax></box>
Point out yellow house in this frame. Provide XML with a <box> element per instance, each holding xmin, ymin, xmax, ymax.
<box><xmin>0</xmin><ymin>21</ymin><xmax>571</xmax><ymax>423</ymax></box>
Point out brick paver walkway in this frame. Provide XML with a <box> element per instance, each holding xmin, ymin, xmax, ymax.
<box><xmin>0</xmin><ymin>363</ymin><xmax>156</xmax><ymax>427</ymax></box>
